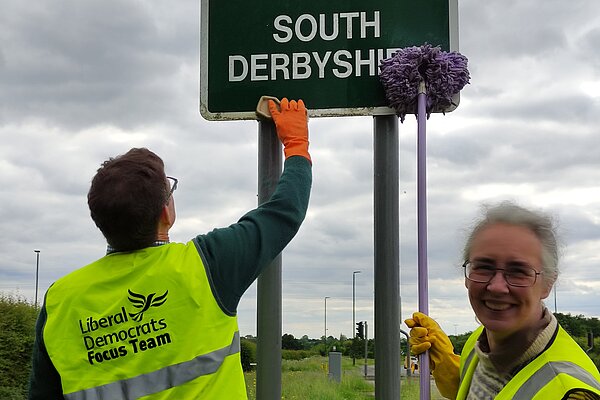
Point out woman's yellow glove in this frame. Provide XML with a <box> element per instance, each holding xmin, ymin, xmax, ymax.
<box><xmin>405</xmin><ymin>312</ymin><xmax>460</xmax><ymax>400</ymax></box>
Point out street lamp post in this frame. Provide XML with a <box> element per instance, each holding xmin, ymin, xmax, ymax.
<box><xmin>352</xmin><ymin>271</ymin><xmax>361</xmax><ymax>338</ymax></box>
<box><xmin>34</xmin><ymin>250</ymin><xmax>40</xmax><ymax>309</ymax></box>
<box><xmin>324</xmin><ymin>296</ymin><xmax>330</xmax><ymax>343</ymax></box>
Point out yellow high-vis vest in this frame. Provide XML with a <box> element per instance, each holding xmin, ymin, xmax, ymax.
<box><xmin>43</xmin><ymin>242</ymin><xmax>247</xmax><ymax>399</ymax></box>
<box><xmin>458</xmin><ymin>325</ymin><xmax>600</xmax><ymax>399</ymax></box>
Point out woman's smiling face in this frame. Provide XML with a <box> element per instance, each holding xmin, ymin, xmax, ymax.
<box><xmin>465</xmin><ymin>223</ymin><xmax>552</xmax><ymax>342</ymax></box>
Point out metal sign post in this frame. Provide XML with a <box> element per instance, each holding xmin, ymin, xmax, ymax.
<box><xmin>256</xmin><ymin>120</ymin><xmax>283</xmax><ymax>400</ymax></box>
<box><xmin>374</xmin><ymin>115</ymin><xmax>400</xmax><ymax>399</ymax></box>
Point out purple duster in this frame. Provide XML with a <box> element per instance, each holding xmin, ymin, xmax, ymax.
<box><xmin>379</xmin><ymin>44</ymin><xmax>470</xmax><ymax>121</ymax></box>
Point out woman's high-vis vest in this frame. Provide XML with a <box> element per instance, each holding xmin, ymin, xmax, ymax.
<box><xmin>43</xmin><ymin>241</ymin><xmax>247</xmax><ymax>399</ymax></box>
<box><xmin>458</xmin><ymin>325</ymin><xmax>600</xmax><ymax>399</ymax></box>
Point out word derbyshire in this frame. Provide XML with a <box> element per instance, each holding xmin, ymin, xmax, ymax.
<box><xmin>227</xmin><ymin>10</ymin><xmax>399</xmax><ymax>83</ymax></box>
<box><xmin>229</xmin><ymin>48</ymin><xmax>400</xmax><ymax>82</ymax></box>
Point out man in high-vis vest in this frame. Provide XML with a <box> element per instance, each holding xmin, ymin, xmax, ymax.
<box><xmin>405</xmin><ymin>202</ymin><xmax>600</xmax><ymax>399</ymax></box>
<box><xmin>29</xmin><ymin>98</ymin><xmax>312</xmax><ymax>399</ymax></box>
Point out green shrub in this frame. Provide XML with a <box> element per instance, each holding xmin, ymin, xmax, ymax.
<box><xmin>240</xmin><ymin>338</ymin><xmax>256</xmax><ymax>371</ymax></box>
<box><xmin>281</xmin><ymin>349</ymin><xmax>313</xmax><ymax>361</ymax></box>
<box><xmin>0</xmin><ymin>386</ymin><xmax>26</xmax><ymax>400</ymax></box>
<box><xmin>0</xmin><ymin>294</ymin><xmax>38</xmax><ymax>398</ymax></box>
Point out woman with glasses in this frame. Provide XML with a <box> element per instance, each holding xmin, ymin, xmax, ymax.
<box><xmin>406</xmin><ymin>201</ymin><xmax>600</xmax><ymax>399</ymax></box>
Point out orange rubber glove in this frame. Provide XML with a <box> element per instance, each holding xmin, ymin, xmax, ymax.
<box><xmin>405</xmin><ymin>312</ymin><xmax>460</xmax><ymax>400</ymax></box>
<box><xmin>268</xmin><ymin>98</ymin><xmax>311</xmax><ymax>162</ymax></box>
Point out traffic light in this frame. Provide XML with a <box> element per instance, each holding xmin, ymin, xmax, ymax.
<box><xmin>356</xmin><ymin>321</ymin><xmax>364</xmax><ymax>339</ymax></box>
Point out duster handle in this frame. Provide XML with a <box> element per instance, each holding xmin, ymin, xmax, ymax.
<box><xmin>417</xmin><ymin>81</ymin><xmax>431</xmax><ymax>400</ymax></box>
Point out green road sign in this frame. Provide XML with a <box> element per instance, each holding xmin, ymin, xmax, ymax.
<box><xmin>200</xmin><ymin>0</ymin><xmax>458</xmax><ymax>120</ymax></box>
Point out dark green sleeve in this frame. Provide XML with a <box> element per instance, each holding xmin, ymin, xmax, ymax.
<box><xmin>28</xmin><ymin>303</ymin><xmax>64</xmax><ymax>399</ymax></box>
<box><xmin>193</xmin><ymin>156</ymin><xmax>312</xmax><ymax>316</ymax></box>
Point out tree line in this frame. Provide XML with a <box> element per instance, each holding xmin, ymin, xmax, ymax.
<box><xmin>1</xmin><ymin>293</ymin><xmax>599</xmax><ymax>399</ymax></box>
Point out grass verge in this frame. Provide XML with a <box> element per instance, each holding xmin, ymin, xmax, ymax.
<box><xmin>245</xmin><ymin>356</ymin><xmax>445</xmax><ymax>400</ymax></box>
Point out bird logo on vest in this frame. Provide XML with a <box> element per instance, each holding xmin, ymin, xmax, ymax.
<box><xmin>127</xmin><ymin>289</ymin><xmax>168</xmax><ymax>322</ymax></box>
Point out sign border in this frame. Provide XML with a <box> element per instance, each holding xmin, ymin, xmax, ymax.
<box><xmin>200</xmin><ymin>0</ymin><xmax>459</xmax><ymax>121</ymax></box>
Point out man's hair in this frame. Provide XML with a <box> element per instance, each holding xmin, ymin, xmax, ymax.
<box><xmin>462</xmin><ymin>201</ymin><xmax>560</xmax><ymax>288</ymax></box>
<box><xmin>88</xmin><ymin>148</ymin><xmax>168</xmax><ymax>252</ymax></box>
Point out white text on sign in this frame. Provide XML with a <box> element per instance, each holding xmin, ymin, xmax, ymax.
<box><xmin>272</xmin><ymin>12</ymin><xmax>380</xmax><ymax>42</ymax></box>
<box><xmin>228</xmin><ymin>10</ymin><xmax>399</xmax><ymax>82</ymax></box>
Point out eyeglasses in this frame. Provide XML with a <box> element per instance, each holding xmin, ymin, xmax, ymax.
<box><xmin>463</xmin><ymin>260</ymin><xmax>542</xmax><ymax>287</ymax></box>
<box><xmin>166</xmin><ymin>176</ymin><xmax>178</xmax><ymax>199</ymax></box>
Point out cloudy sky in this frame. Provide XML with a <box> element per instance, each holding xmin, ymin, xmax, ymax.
<box><xmin>1</xmin><ymin>0</ymin><xmax>599</xmax><ymax>341</ymax></box>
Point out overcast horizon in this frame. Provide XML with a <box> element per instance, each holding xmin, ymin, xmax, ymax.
<box><xmin>1</xmin><ymin>0</ymin><xmax>600</xmax><ymax>340</ymax></box>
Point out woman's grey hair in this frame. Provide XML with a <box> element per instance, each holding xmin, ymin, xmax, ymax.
<box><xmin>462</xmin><ymin>201</ymin><xmax>560</xmax><ymax>287</ymax></box>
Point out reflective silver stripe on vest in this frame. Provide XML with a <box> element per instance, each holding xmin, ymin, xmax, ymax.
<box><xmin>65</xmin><ymin>331</ymin><xmax>240</xmax><ymax>400</ymax></box>
<box><xmin>513</xmin><ymin>361</ymin><xmax>600</xmax><ymax>399</ymax></box>
<box><xmin>460</xmin><ymin>350</ymin><xmax>476</xmax><ymax>383</ymax></box>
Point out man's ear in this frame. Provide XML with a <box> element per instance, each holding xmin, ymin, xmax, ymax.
<box><xmin>160</xmin><ymin>204</ymin><xmax>169</xmax><ymax>221</ymax></box>
<box><xmin>160</xmin><ymin>204</ymin><xmax>174</xmax><ymax>226</ymax></box>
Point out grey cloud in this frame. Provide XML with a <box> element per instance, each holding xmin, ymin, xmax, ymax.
<box><xmin>577</xmin><ymin>27</ymin><xmax>600</xmax><ymax>68</ymax></box>
<box><xmin>0</xmin><ymin>0</ymin><xmax>198</xmax><ymax>130</ymax></box>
